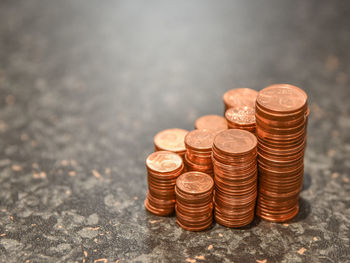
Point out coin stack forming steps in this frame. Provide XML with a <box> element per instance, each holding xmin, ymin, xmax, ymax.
<box><xmin>195</xmin><ymin>115</ymin><xmax>228</xmax><ymax>132</ymax></box>
<box><xmin>154</xmin><ymin>128</ymin><xmax>188</xmax><ymax>160</ymax></box>
<box><xmin>255</xmin><ymin>84</ymin><xmax>309</xmax><ymax>222</ymax></box>
<box><xmin>184</xmin><ymin>129</ymin><xmax>217</xmax><ymax>177</ymax></box>
<box><xmin>225</xmin><ymin>106</ymin><xmax>256</xmax><ymax>134</ymax></box>
<box><xmin>175</xmin><ymin>172</ymin><xmax>214</xmax><ymax>231</ymax></box>
<box><xmin>223</xmin><ymin>88</ymin><xmax>258</xmax><ymax>112</ymax></box>
<box><xmin>145</xmin><ymin>151</ymin><xmax>184</xmax><ymax>216</ymax></box>
<box><xmin>212</xmin><ymin>129</ymin><xmax>258</xmax><ymax>227</ymax></box>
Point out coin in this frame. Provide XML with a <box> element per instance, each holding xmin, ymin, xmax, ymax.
<box><xmin>175</xmin><ymin>172</ymin><xmax>214</xmax><ymax>231</ymax></box>
<box><xmin>255</xmin><ymin>84</ymin><xmax>308</xmax><ymax>223</ymax></box>
<box><xmin>195</xmin><ymin>115</ymin><xmax>228</xmax><ymax>131</ymax></box>
<box><xmin>223</xmin><ymin>88</ymin><xmax>258</xmax><ymax>111</ymax></box>
<box><xmin>154</xmin><ymin>129</ymin><xmax>188</xmax><ymax>158</ymax></box>
<box><xmin>145</xmin><ymin>151</ymin><xmax>184</xmax><ymax>216</ymax></box>
<box><xmin>256</xmin><ymin>84</ymin><xmax>307</xmax><ymax>113</ymax></box>
<box><xmin>212</xmin><ymin>129</ymin><xmax>258</xmax><ymax>228</ymax></box>
<box><xmin>213</xmin><ymin>129</ymin><xmax>257</xmax><ymax>156</ymax></box>
<box><xmin>146</xmin><ymin>151</ymin><xmax>183</xmax><ymax>174</ymax></box>
<box><xmin>225</xmin><ymin>106</ymin><xmax>256</xmax><ymax>133</ymax></box>
<box><xmin>184</xmin><ymin>129</ymin><xmax>216</xmax><ymax>176</ymax></box>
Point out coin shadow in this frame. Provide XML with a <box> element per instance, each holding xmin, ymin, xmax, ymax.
<box><xmin>301</xmin><ymin>171</ymin><xmax>312</xmax><ymax>192</ymax></box>
<box><xmin>289</xmin><ymin>197</ymin><xmax>311</xmax><ymax>223</ymax></box>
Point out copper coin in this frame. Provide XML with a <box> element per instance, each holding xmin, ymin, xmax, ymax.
<box><xmin>154</xmin><ymin>128</ymin><xmax>188</xmax><ymax>153</ymax></box>
<box><xmin>195</xmin><ymin>115</ymin><xmax>228</xmax><ymax>131</ymax></box>
<box><xmin>176</xmin><ymin>171</ymin><xmax>214</xmax><ymax>195</ymax></box>
<box><xmin>213</xmin><ymin>129</ymin><xmax>257</xmax><ymax>156</ymax></box>
<box><xmin>146</xmin><ymin>151</ymin><xmax>183</xmax><ymax>174</ymax></box>
<box><xmin>256</xmin><ymin>84</ymin><xmax>307</xmax><ymax>113</ymax></box>
<box><xmin>225</xmin><ymin>106</ymin><xmax>256</xmax><ymax>127</ymax></box>
<box><xmin>185</xmin><ymin>129</ymin><xmax>217</xmax><ymax>151</ymax></box>
<box><xmin>223</xmin><ymin>88</ymin><xmax>258</xmax><ymax>110</ymax></box>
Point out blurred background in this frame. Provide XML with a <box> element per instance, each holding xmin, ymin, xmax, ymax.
<box><xmin>0</xmin><ymin>0</ymin><xmax>349</xmax><ymax>262</ymax></box>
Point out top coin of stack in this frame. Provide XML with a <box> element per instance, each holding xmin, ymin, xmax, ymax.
<box><xmin>212</xmin><ymin>129</ymin><xmax>258</xmax><ymax>228</ymax></box>
<box><xmin>195</xmin><ymin>115</ymin><xmax>228</xmax><ymax>131</ymax></box>
<box><xmin>223</xmin><ymin>88</ymin><xmax>258</xmax><ymax>111</ymax></box>
<box><xmin>175</xmin><ymin>171</ymin><xmax>214</xmax><ymax>231</ymax></box>
<box><xmin>184</xmin><ymin>129</ymin><xmax>217</xmax><ymax>177</ymax></box>
<box><xmin>145</xmin><ymin>151</ymin><xmax>184</xmax><ymax>216</ymax></box>
<box><xmin>154</xmin><ymin>128</ymin><xmax>188</xmax><ymax>160</ymax></box>
<box><xmin>255</xmin><ymin>84</ymin><xmax>308</xmax><ymax>222</ymax></box>
<box><xmin>225</xmin><ymin>106</ymin><xmax>256</xmax><ymax>133</ymax></box>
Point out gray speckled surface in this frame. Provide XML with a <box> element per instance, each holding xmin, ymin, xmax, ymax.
<box><xmin>0</xmin><ymin>1</ymin><xmax>349</xmax><ymax>262</ymax></box>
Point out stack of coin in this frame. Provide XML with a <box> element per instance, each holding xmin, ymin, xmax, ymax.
<box><xmin>225</xmin><ymin>106</ymin><xmax>256</xmax><ymax>133</ymax></box>
<box><xmin>195</xmin><ymin>115</ymin><xmax>228</xmax><ymax>131</ymax></box>
<box><xmin>175</xmin><ymin>171</ymin><xmax>214</xmax><ymax>231</ymax></box>
<box><xmin>184</xmin><ymin>129</ymin><xmax>216</xmax><ymax>177</ymax></box>
<box><xmin>145</xmin><ymin>151</ymin><xmax>184</xmax><ymax>216</ymax></box>
<box><xmin>255</xmin><ymin>84</ymin><xmax>308</xmax><ymax>222</ymax></box>
<box><xmin>154</xmin><ymin>128</ymin><xmax>188</xmax><ymax>160</ymax></box>
<box><xmin>223</xmin><ymin>88</ymin><xmax>258</xmax><ymax>111</ymax></box>
<box><xmin>212</xmin><ymin>129</ymin><xmax>258</xmax><ymax>227</ymax></box>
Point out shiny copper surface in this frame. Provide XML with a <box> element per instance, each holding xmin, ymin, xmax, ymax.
<box><xmin>223</xmin><ymin>88</ymin><xmax>258</xmax><ymax>111</ymax></box>
<box><xmin>184</xmin><ymin>129</ymin><xmax>216</xmax><ymax>176</ymax></box>
<box><xmin>195</xmin><ymin>115</ymin><xmax>228</xmax><ymax>131</ymax></box>
<box><xmin>145</xmin><ymin>151</ymin><xmax>184</xmax><ymax>216</ymax></box>
<box><xmin>255</xmin><ymin>84</ymin><xmax>308</xmax><ymax>222</ymax></box>
<box><xmin>225</xmin><ymin>106</ymin><xmax>256</xmax><ymax>133</ymax></box>
<box><xmin>212</xmin><ymin>129</ymin><xmax>258</xmax><ymax>228</ymax></box>
<box><xmin>154</xmin><ymin>128</ymin><xmax>188</xmax><ymax>158</ymax></box>
<box><xmin>175</xmin><ymin>172</ymin><xmax>214</xmax><ymax>231</ymax></box>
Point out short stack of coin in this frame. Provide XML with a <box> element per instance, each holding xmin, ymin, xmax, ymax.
<box><xmin>175</xmin><ymin>171</ymin><xmax>214</xmax><ymax>231</ymax></box>
<box><xmin>255</xmin><ymin>84</ymin><xmax>308</xmax><ymax>222</ymax></box>
<box><xmin>212</xmin><ymin>129</ymin><xmax>258</xmax><ymax>227</ymax></box>
<box><xmin>154</xmin><ymin>128</ymin><xmax>188</xmax><ymax>160</ymax></box>
<box><xmin>184</xmin><ymin>129</ymin><xmax>216</xmax><ymax>177</ymax></box>
<box><xmin>225</xmin><ymin>106</ymin><xmax>256</xmax><ymax>133</ymax></box>
<box><xmin>223</xmin><ymin>88</ymin><xmax>258</xmax><ymax>111</ymax></box>
<box><xmin>195</xmin><ymin>115</ymin><xmax>228</xmax><ymax>131</ymax></box>
<box><xmin>145</xmin><ymin>151</ymin><xmax>184</xmax><ymax>216</ymax></box>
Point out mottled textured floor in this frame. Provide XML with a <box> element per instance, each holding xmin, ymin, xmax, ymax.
<box><xmin>0</xmin><ymin>1</ymin><xmax>349</xmax><ymax>262</ymax></box>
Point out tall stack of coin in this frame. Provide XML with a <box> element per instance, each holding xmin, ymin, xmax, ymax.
<box><xmin>212</xmin><ymin>129</ymin><xmax>258</xmax><ymax>227</ymax></box>
<box><xmin>225</xmin><ymin>106</ymin><xmax>256</xmax><ymax>134</ymax></box>
<box><xmin>175</xmin><ymin>171</ymin><xmax>214</xmax><ymax>231</ymax></box>
<box><xmin>255</xmin><ymin>84</ymin><xmax>308</xmax><ymax>222</ymax></box>
<box><xmin>154</xmin><ymin>128</ymin><xmax>188</xmax><ymax>160</ymax></box>
<box><xmin>184</xmin><ymin>129</ymin><xmax>216</xmax><ymax>177</ymax></box>
<box><xmin>195</xmin><ymin>115</ymin><xmax>228</xmax><ymax>131</ymax></box>
<box><xmin>145</xmin><ymin>151</ymin><xmax>184</xmax><ymax>216</ymax></box>
<box><xmin>223</xmin><ymin>88</ymin><xmax>258</xmax><ymax>111</ymax></box>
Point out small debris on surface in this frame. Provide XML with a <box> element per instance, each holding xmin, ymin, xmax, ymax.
<box><xmin>207</xmin><ymin>244</ymin><xmax>213</xmax><ymax>250</ymax></box>
<box><xmin>186</xmin><ymin>258</ymin><xmax>196</xmax><ymax>263</ymax></box>
<box><xmin>12</xmin><ymin>165</ymin><xmax>22</xmax><ymax>171</ymax></box>
<box><xmin>33</xmin><ymin>172</ymin><xmax>46</xmax><ymax>179</ymax></box>
<box><xmin>92</xmin><ymin>169</ymin><xmax>103</xmax><ymax>180</ymax></box>
<box><xmin>332</xmin><ymin>172</ymin><xmax>339</xmax><ymax>178</ymax></box>
<box><xmin>298</xmin><ymin>247</ymin><xmax>306</xmax><ymax>255</ymax></box>
<box><xmin>195</xmin><ymin>255</ymin><xmax>205</xmax><ymax>260</ymax></box>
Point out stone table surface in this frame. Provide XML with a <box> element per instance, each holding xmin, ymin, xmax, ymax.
<box><xmin>0</xmin><ymin>1</ymin><xmax>349</xmax><ymax>262</ymax></box>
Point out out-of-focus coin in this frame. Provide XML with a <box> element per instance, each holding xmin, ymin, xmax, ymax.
<box><xmin>195</xmin><ymin>115</ymin><xmax>228</xmax><ymax>131</ymax></box>
<box><xmin>223</xmin><ymin>88</ymin><xmax>258</xmax><ymax>111</ymax></box>
<box><xmin>154</xmin><ymin>128</ymin><xmax>188</xmax><ymax>157</ymax></box>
